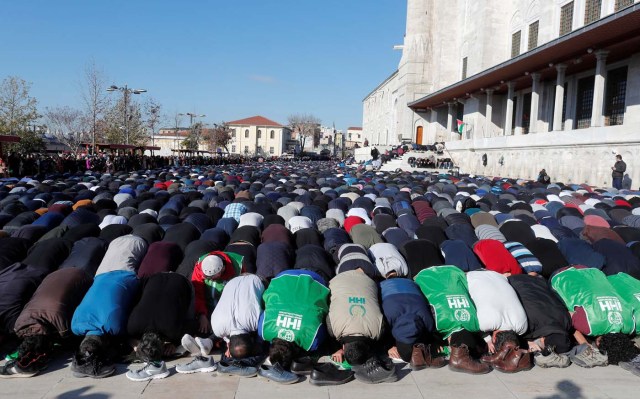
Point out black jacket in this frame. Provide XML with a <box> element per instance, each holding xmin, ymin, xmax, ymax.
<box><xmin>612</xmin><ymin>160</ymin><xmax>626</xmax><ymax>178</ymax></box>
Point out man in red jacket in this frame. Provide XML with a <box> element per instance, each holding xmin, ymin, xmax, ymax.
<box><xmin>191</xmin><ymin>251</ymin><xmax>240</xmax><ymax>335</ymax></box>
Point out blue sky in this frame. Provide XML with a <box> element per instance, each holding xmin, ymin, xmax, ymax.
<box><xmin>0</xmin><ymin>1</ymin><xmax>406</xmax><ymax>131</ymax></box>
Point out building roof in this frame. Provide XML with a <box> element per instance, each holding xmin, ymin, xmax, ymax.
<box><xmin>227</xmin><ymin>115</ymin><xmax>284</xmax><ymax>127</ymax></box>
<box><xmin>409</xmin><ymin>5</ymin><xmax>640</xmax><ymax>110</ymax></box>
<box><xmin>347</xmin><ymin>127</ymin><xmax>362</xmax><ymax>131</ymax></box>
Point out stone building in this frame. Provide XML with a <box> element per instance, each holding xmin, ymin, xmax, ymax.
<box><xmin>227</xmin><ymin>115</ymin><xmax>292</xmax><ymax>157</ymax></box>
<box><xmin>363</xmin><ymin>0</ymin><xmax>640</xmax><ymax>186</ymax></box>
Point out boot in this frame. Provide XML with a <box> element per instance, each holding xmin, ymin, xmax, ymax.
<box><xmin>449</xmin><ymin>344</ymin><xmax>492</xmax><ymax>375</ymax></box>
<box><xmin>410</xmin><ymin>344</ymin><xmax>427</xmax><ymax>371</ymax></box>
<box><xmin>424</xmin><ymin>344</ymin><xmax>447</xmax><ymax>369</ymax></box>
<box><xmin>480</xmin><ymin>341</ymin><xmax>517</xmax><ymax>365</ymax></box>
<box><xmin>492</xmin><ymin>347</ymin><xmax>533</xmax><ymax>373</ymax></box>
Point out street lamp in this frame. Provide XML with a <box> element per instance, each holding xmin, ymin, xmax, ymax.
<box><xmin>106</xmin><ymin>84</ymin><xmax>147</xmax><ymax>146</ymax></box>
<box><xmin>178</xmin><ymin>112</ymin><xmax>206</xmax><ymax>151</ymax></box>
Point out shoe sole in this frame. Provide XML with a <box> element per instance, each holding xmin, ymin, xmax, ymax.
<box><xmin>493</xmin><ymin>364</ymin><xmax>534</xmax><ymax>373</ymax></box>
<box><xmin>258</xmin><ymin>373</ymin><xmax>300</xmax><ymax>384</ymax></box>
<box><xmin>217</xmin><ymin>370</ymin><xmax>258</xmax><ymax>378</ymax></box>
<box><xmin>410</xmin><ymin>364</ymin><xmax>427</xmax><ymax>371</ymax></box>
<box><xmin>354</xmin><ymin>374</ymin><xmax>398</xmax><ymax>384</ymax></box>
<box><xmin>0</xmin><ymin>371</ymin><xmax>39</xmax><ymax>378</ymax></box>
<box><xmin>175</xmin><ymin>366</ymin><xmax>217</xmax><ymax>374</ymax></box>
<box><xmin>72</xmin><ymin>368</ymin><xmax>116</xmax><ymax>379</ymax></box>
<box><xmin>126</xmin><ymin>371</ymin><xmax>170</xmax><ymax>382</ymax></box>
<box><xmin>449</xmin><ymin>365</ymin><xmax>492</xmax><ymax>375</ymax></box>
<box><xmin>309</xmin><ymin>375</ymin><xmax>355</xmax><ymax>386</ymax></box>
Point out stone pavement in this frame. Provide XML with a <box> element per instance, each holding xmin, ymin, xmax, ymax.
<box><xmin>2</xmin><ymin>355</ymin><xmax>637</xmax><ymax>399</ymax></box>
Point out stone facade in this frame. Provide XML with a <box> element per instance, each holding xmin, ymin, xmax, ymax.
<box><xmin>363</xmin><ymin>0</ymin><xmax>640</xmax><ymax>187</ymax></box>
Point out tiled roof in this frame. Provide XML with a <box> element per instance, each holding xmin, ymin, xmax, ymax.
<box><xmin>227</xmin><ymin>115</ymin><xmax>283</xmax><ymax>127</ymax></box>
<box><xmin>347</xmin><ymin>127</ymin><xmax>363</xmax><ymax>130</ymax></box>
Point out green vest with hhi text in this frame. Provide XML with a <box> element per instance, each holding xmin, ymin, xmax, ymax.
<box><xmin>607</xmin><ymin>272</ymin><xmax>640</xmax><ymax>334</ymax></box>
<box><xmin>414</xmin><ymin>265</ymin><xmax>479</xmax><ymax>338</ymax></box>
<box><xmin>261</xmin><ymin>273</ymin><xmax>330</xmax><ymax>351</ymax></box>
<box><xmin>551</xmin><ymin>267</ymin><xmax>635</xmax><ymax>336</ymax></box>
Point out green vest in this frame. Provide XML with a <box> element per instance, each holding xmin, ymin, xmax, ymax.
<box><xmin>414</xmin><ymin>266</ymin><xmax>479</xmax><ymax>338</ymax></box>
<box><xmin>261</xmin><ymin>273</ymin><xmax>330</xmax><ymax>351</ymax></box>
<box><xmin>551</xmin><ymin>267</ymin><xmax>635</xmax><ymax>336</ymax></box>
<box><xmin>608</xmin><ymin>273</ymin><xmax>640</xmax><ymax>334</ymax></box>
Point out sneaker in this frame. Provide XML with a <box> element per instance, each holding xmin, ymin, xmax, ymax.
<box><xmin>126</xmin><ymin>361</ymin><xmax>170</xmax><ymax>382</ymax></box>
<box><xmin>195</xmin><ymin>337</ymin><xmax>213</xmax><ymax>356</ymax></box>
<box><xmin>71</xmin><ymin>355</ymin><xmax>115</xmax><ymax>378</ymax></box>
<box><xmin>258</xmin><ymin>362</ymin><xmax>299</xmax><ymax>384</ymax></box>
<box><xmin>534</xmin><ymin>351</ymin><xmax>571</xmax><ymax>368</ymax></box>
<box><xmin>619</xmin><ymin>354</ymin><xmax>640</xmax><ymax>377</ymax></box>
<box><xmin>0</xmin><ymin>359</ymin><xmax>44</xmax><ymax>378</ymax></box>
<box><xmin>175</xmin><ymin>356</ymin><xmax>217</xmax><ymax>374</ymax></box>
<box><xmin>353</xmin><ymin>357</ymin><xmax>398</xmax><ymax>384</ymax></box>
<box><xmin>571</xmin><ymin>344</ymin><xmax>608</xmax><ymax>368</ymax></box>
<box><xmin>309</xmin><ymin>362</ymin><xmax>354</xmax><ymax>386</ymax></box>
<box><xmin>217</xmin><ymin>360</ymin><xmax>258</xmax><ymax>377</ymax></box>
<box><xmin>181</xmin><ymin>334</ymin><xmax>200</xmax><ymax>356</ymax></box>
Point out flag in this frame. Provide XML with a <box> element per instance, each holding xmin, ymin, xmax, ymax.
<box><xmin>456</xmin><ymin>119</ymin><xmax>465</xmax><ymax>135</ymax></box>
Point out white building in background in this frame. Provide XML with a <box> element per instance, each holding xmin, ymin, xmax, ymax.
<box><xmin>363</xmin><ymin>0</ymin><xmax>640</xmax><ymax>187</ymax></box>
<box><xmin>154</xmin><ymin>128</ymin><xmax>209</xmax><ymax>156</ymax></box>
<box><xmin>227</xmin><ymin>115</ymin><xmax>292</xmax><ymax>157</ymax></box>
<box><xmin>346</xmin><ymin>127</ymin><xmax>364</xmax><ymax>147</ymax></box>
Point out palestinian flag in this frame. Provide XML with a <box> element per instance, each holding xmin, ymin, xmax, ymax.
<box><xmin>456</xmin><ymin>119</ymin><xmax>465</xmax><ymax>135</ymax></box>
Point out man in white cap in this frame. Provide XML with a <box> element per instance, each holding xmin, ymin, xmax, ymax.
<box><xmin>190</xmin><ymin>251</ymin><xmax>240</xmax><ymax>337</ymax></box>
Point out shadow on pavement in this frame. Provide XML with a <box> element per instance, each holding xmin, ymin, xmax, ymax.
<box><xmin>55</xmin><ymin>387</ymin><xmax>110</xmax><ymax>399</ymax></box>
<box><xmin>535</xmin><ymin>380</ymin><xmax>585</xmax><ymax>399</ymax></box>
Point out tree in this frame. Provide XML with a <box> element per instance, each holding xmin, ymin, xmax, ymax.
<box><xmin>80</xmin><ymin>61</ymin><xmax>109</xmax><ymax>153</ymax></box>
<box><xmin>102</xmin><ymin>96</ymin><xmax>146</xmax><ymax>146</ymax></box>
<box><xmin>287</xmin><ymin>113</ymin><xmax>321</xmax><ymax>153</ymax></box>
<box><xmin>144</xmin><ymin>99</ymin><xmax>162</xmax><ymax>150</ymax></box>
<box><xmin>182</xmin><ymin>121</ymin><xmax>203</xmax><ymax>151</ymax></box>
<box><xmin>208</xmin><ymin>122</ymin><xmax>232</xmax><ymax>153</ymax></box>
<box><xmin>44</xmin><ymin>106</ymin><xmax>86</xmax><ymax>154</ymax></box>
<box><xmin>0</xmin><ymin>76</ymin><xmax>39</xmax><ymax>135</ymax></box>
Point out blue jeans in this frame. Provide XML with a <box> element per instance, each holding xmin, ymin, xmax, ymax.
<box><xmin>613</xmin><ymin>177</ymin><xmax>622</xmax><ymax>190</ymax></box>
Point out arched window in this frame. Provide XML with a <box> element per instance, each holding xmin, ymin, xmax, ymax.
<box><xmin>257</xmin><ymin>130</ymin><xmax>262</xmax><ymax>139</ymax></box>
<box><xmin>270</xmin><ymin>130</ymin><xmax>275</xmax><ymax>139</ymax></box>
<box><xmin>244</xmin><ymin>129</ymin><xmax>249</xmax><ymax>138</ymax></box>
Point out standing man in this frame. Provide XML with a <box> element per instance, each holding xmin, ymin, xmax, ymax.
<box><xmin>611</xmin><ymin>154</ymin><xmax>627</xmax><ymax>190</ymax></box>
<box><xmin>370</xmin><ymin>147</ymin><xmax>379</xmax><ymax>161</ymax></box>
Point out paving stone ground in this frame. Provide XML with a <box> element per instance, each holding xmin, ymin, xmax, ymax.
<box><xmin>2</xmin><ymin>354</ymin><xmax>637</xmax><ymax>399</ymax></box>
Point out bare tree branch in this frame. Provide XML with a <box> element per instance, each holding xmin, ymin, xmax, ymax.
<box><xmin>44</xmin><ymin>106</ymin><xmax>86</xmax><ymax>154</ymax></box>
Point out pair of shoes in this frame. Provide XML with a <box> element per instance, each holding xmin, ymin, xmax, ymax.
<box><xmin>353</xmin><ymin>357</ymin><xmax>398</xmax><ymax>384</ymax></box>
<box><xmin>258</xmin><ymin>362</ymin><xmax>299</xmax><ymax>384</ymax></box>
<box><xmin>175</xmin><ymin>356</ymin><xmax>217</xmax><ymax>374</ymax></box>
<box><xmin>217</xmin><ymin>360</ymin><xmax>258</xmax><ymax>377</ymax></box>
<box><xmin>309</xmin><ymin>362</ymin><xmax>354</xmax><ymax>386</ymax></box>
<box><xmin>411</xmin><ymin>344</ymin><xmax>447</xmax><ymax>371</ymax></box>
<box><xmin>71</xmin><ymin>354</ymin><xmax>115</xmax><ymax>378</ymax></box>
<box><xmin>571</xmin><ymin>344</ymin><xmax>608</xmax><ymax>368</ymax></box>
<box><xmin>126</xmin><ymin>361</ymin><xmax>170</xmax><ymax>382</ymax></box>
<box><xmin>534</xmin><ymin>348</ymin><xmax>571</xmax><ymax>368</ymax></box>
<box><xmin>180</xmin><ymin>334</ymin><xmax>213</xmax><ymax>357</ymax></box>
<box><xmin>449</xmin><ymin>344</ymin><xmax>492</xmax><ymax>375</ymax></box>
<box><xmin>492</xmin><ymin>348</ymin><xmax>533</xmax><ymax>373</ymax></box>
<box><xmin>618</xmin><ymin>354</ymin><xmax>640</xmax><ymax>377</ymax></box>
<box><xmin>291</xmin><ymin>356</ymin><xmax>314</xmax><ymax>375</ymax></box>
<box><xmin>480</xmin><ymin>342</ymin><xmax>517</xmax><ymax>365</ymax></box>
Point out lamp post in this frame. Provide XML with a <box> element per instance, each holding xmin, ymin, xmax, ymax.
<box><xmin>106</xmin><ymin>84</ymin><xmax>147</xmax><ymax>146</ymax></box>
<box><xmin>178</xmin><ymin>112</ymin><xmax>206</xmax><ymax>151</ymax></box>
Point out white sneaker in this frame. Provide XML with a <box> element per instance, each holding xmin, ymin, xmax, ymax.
<box><xmin>126</xmin><ymin>361</ymin><xmax>170</xmax><ymax>382</ymax></box>
<box><xmin>195</xmin><ymin>337</ymin><xmax>213</xmax><ymax>356</ymax></box>
<box><xmin>181</xmin><ymin>334</ymin><xmax>200</xmax><ymax>356</ymax></box>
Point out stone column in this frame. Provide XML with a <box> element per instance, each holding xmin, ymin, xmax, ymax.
<box><xmin>485</xmin><ymin>89</ymin><xmax>494</xmax><ymax>137</ymax></box>
<box><xmin>447</xmin><ymin>102</ymin><xmax>455</xmax><ymax>136</ymax></box>
<box><xmin>553</xmin><ymin>64</ymin><xmax>567</xmax><ymax>131</ymax></box>
<box><xmin>591</xmin><ymin>50</ymin><xmax>609</xmax><ymax>127</ymax></box>
<box><xmin>504</xmin><ymin>81</ymin><xmax>515</xmax><ymax>135</ymax></box>
<box><xmin>530</xmin><ymin>73</ymin><xmax>541</xmax><ymax>133</ymax></box>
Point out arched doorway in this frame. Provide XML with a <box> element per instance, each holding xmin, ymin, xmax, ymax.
<box><xmin>416</xmin><ymin>126</ymin><xmax>423</xmax><ymax>145</ymax></box>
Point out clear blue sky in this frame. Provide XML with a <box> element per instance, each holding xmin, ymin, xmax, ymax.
<box><xmin>0</xmin><ymin>0</ymin><xmax>407</xmax><ymax>131</ymax></box>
